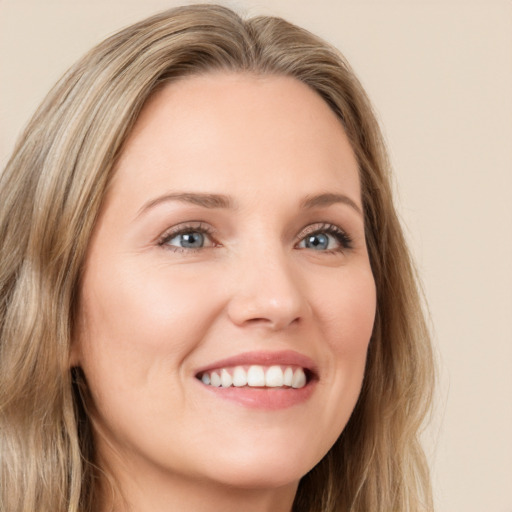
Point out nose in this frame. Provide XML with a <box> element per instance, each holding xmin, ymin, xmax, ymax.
<box><xmin>226</xmin><ymin>249</ymin><xmax>310</xmax><ymax>331</ymax></box>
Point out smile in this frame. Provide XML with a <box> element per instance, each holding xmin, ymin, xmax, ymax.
<box><xmin>194</xmin><ymin>350</ymin><xmax>318</xmax><ymax>409</ymax></box>
<box><xmin>198</xmin><ymin>365</ymin><xmax>307</xmax><ymax>389</ymax></box>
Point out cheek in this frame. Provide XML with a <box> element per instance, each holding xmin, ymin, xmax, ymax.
<box><xmin>74</xmin><ymin>263</ymin><xmax>223</xmax><ymax>446</ymax></box>
<box><xmin>317</xmin><ymin>267</ymin><xmax>376</xmax><ymax>358</ymax></box>
<box><xmin>314</xmin><ymin>266</ymin><xmax>375</xmax><ymax>418</ymax></box>
<box><xmin>84</xmin><ymin>260</ymin><xmax>219</xmax><ymax>339</ymax></box>
<box><xmin>291</xmin><ymin>267</ymin><xmax>375</xmax><ymax>466</ymax></box>
<box><xmin>75</xmin><ymin>261</ymin><xmax>223</xmax><ymax>391</ymax></box>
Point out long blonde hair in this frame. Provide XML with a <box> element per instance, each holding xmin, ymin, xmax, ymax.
<box><xmin>0</xmin><ymin>5</ymin><xmax>434</xmax><ymax>511</ymax></box>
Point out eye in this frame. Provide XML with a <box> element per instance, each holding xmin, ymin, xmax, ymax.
<box><xmin>168</xmin><ymin>231</ymin><xmax>205</xmax><ymax>249</ymax></box>
<box><xmin>158</xmin><ymin>223</ymin><xmax>216</xmax><ymax>252</ymax></box>
<box><xmin>301</xmin><ymin>233</ymin><xmax>334</xmax><ymax>250</ymax></box>
<box><xmin>296</xmin><ymin>224</ymin><xmax>352</xmax><ymax>253</ymax></box>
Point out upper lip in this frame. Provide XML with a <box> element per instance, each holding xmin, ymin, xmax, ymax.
<box><xmin>194</xmin><ymin>350</ymin><xmax>318</xmax><ymax>377</ymax></box>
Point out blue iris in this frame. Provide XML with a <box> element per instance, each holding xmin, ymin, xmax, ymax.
<box><xmin>304</xmin><ymin>233</ymin><xmax>329</xmax><ymax>250</ymax></box>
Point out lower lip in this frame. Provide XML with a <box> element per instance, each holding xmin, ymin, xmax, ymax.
<box><xmin>197</xmin><ymin>381</ymin><xmax>316</xmax><ymax>410</ymax></box>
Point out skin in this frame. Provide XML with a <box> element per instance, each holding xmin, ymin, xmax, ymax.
<box><xmin>71</xmin><ymin>73</ymin><xmax>377</xmax><ymax>512</ymax></box>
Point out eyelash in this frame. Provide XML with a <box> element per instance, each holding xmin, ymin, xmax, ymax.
<box><xmin>157</xmin><ymin>222</ymin><xmax>216</xmax><ymax>253</ymax></box>
<box><xmin>296</xmin><ymin>223</ymin><xmax>353</xmax><ymax>253</ymax></box>
<box><xmin>157</xmin><ymin>222</ymin><xmax>353</xmax><ymax>254</ymax></box>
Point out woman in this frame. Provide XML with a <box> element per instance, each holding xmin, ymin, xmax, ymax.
<box><xmin>0</xmin><ymin>4</ymin><xmax>434</xmax><ymax>511</ymax></box>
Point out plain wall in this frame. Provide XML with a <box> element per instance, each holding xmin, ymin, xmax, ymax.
<box><xmin>1</xmin><ymin>1</ymin><xmax>511</xmax><ymax>510</ymax></box>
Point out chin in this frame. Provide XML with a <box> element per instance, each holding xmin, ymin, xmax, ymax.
<box><xmin>208</xmin><ymin>464</ymin><xmax>304</xmax><ymax>491</ymax></box>
<box><xmin>198</xmin><ymin>442</ymin><xmax>322</xmax><ymax>490</ymax></box>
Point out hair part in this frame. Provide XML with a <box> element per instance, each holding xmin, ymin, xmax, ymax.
<box><xmin>0</xmin><ymin>5</ymin><xmax>434</xmax><ymax>511</ymax></box>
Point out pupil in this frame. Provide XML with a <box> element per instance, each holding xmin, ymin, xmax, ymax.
<box><xmin>306</xmin><ymin>233</ymin><xmax>328</xmax><ymax>250</ymax></box>
<box><xmin>181</xmin><ymin>232</ymin><xmax>204</xmax><ymax>248</ymax></box>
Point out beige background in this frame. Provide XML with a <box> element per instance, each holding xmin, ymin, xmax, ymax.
<box><xmin>1</xmin><ymin>1</ymin><xmax>511</xmax><ymax>510</ymax></box>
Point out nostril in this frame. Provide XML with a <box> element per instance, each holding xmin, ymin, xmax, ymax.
<box><xmin>243</xmin><ymin>315</ymin><xmax>301</xmax><ymax>330</ymax></box>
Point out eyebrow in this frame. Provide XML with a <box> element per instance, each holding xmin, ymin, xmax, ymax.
<box><xmin>137</xmin><ymin>192</ymin><xmax>235</xmax><ymax>218</ymax></box>
<box><xmin>300</xmin><ymin>193</ymin><xmax>363</xmax><ymax>216</ymax></box>
<box><xmin>136</xmin><ymin>191</ymin><xmax>362</xmax><ymax>218</ymax></box>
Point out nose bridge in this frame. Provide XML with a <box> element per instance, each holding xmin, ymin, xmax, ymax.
<box><xmin>226</xmin><ymin>235</ymin><xmax>308</xmax><ymax>330</ymax></box>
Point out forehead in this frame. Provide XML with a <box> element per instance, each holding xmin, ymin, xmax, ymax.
<box><xmin>110</xmin><ymin>72</ymin><xmax>360</xmax><ymax>206</ymax></box>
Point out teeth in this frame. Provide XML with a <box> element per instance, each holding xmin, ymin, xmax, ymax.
<box><xmin>291</xmin><ymin>368</ymin><xmax>306</xmax><ymax>389</ymax></box>
<box><xmin>210</xmin><ymin>371</ymin><xmax>221</xmax><ymax>387</ymax></box>
<box><xmin>247</xmin><ymin>365</ymin><xmax>265</xmax><ymax>386</ymax></box>
<box><xmin>265</xmin><ymin>365</ymin><xmax>284</xmax><ymax>387</ymax></box>
<box><xmin>283</xmin><ymin>367</ymin><xmax>293</xmax><ymax>386</ymax></box>
<box><xmin>232</xmin><ymin>366</ymin><xmax>247</xmax><ymax>387</ymax></box>
<box><xmin>199</xmin><ymin>365</ymin><xmax>307</xmax><ymax>389</ymax></box>
<box><xmin>220</xmin><ymin>369</ymin><xmax>232</xmax><ymax>387</ymax></box>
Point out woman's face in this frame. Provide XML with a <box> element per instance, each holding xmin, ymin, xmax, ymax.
<box><xmin>73</xmin><ymin>73</ymin><xmax>376</xmax><ymax>495</ymax></box>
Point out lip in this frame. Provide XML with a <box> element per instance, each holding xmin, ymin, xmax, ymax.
<box><xmin>194</xmin><ymin>350</ymin><xmax>318</xmax><ymax>376</ymax></box>
<box><xmin>194</xmin><ymin>350</ymin><xmax>318</xmax><ymax>410</ymax></box>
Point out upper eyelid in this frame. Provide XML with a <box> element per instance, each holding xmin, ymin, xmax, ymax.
<box><xmin>156</xmin><ymin>221</ymin><xmax>352</xmax><ymax>247</ymax></box>
<box><xmin>157</xmin><ymin>222</ymin><xmax>216</xmax><ymax>245</ymax></box>
<box><xmin>295</xmin><ymin>222</ymin><xmax>353</xmax><ymax>250</ymax></box>
<box><xmin>295</xmin><ymin>222</ymin><xmax>348</xmax><ymax>238</ymax></box>
<box><xmin>158</xmin><ymin>220</ymin><xmax>345</xmax><ymax>234</ymax></box>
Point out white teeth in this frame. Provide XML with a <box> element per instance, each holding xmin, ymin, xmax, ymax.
<box><xmin>220</xmin><ymin>369</ymin><xmax>232</xmax><ymax>387</ymax></box>
<box><xmin>210</xmin><ymin>371</ymin><xmax>221</xmax><ymax>387</ymax></box>
<box><xmin>291</xmin><ymin>368</ymin><xmax>306</xmax><ymax>389</ymax></box>
<box><xmin>265</xmin><ymin>365</ymin><xmax>284</xmax><ymax>387</ymax></box>
<box><xmin>247</xmin><ymin>365</ymin><xmax>266</xmax><ymax>387</ymax></box>
<box><xmin>200</xmin><ymin>365</ymin><xmax>308</xmax><ymax>389</ymax></box>
<box><xmin>232</xmin><ymin>366</ymin><xmax>247</xmax><ymax>387</ymax></box>
<box><xmin>283</xmin><ymin>367</ymin><xmax>293</xmax><ymax>386</ymax></box>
